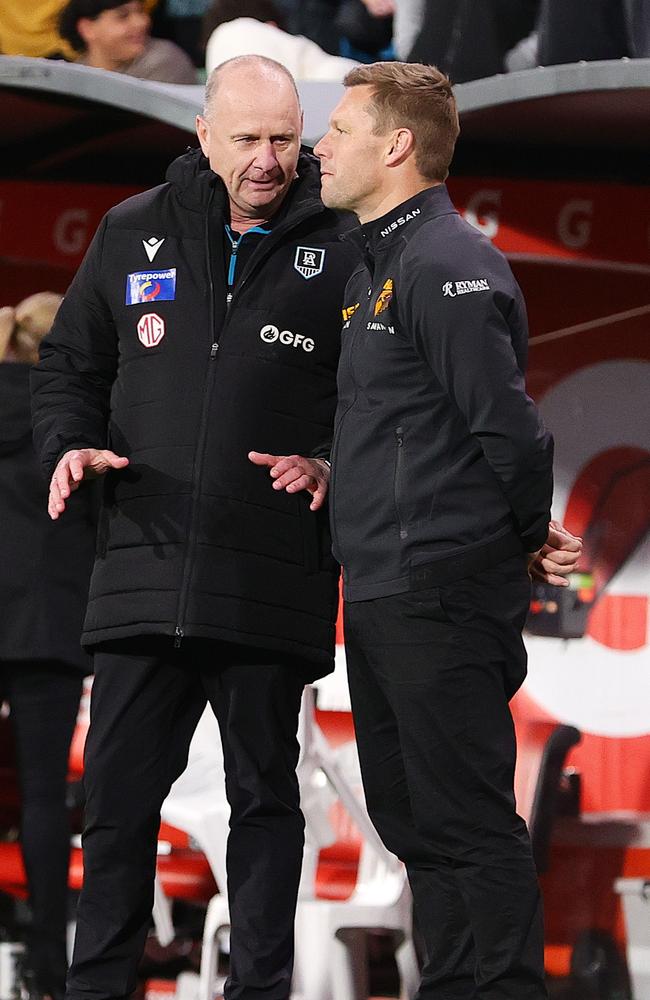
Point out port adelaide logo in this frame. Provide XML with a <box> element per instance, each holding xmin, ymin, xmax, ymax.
<box><xmin>294</xmin><ymin>246</ymin><xmax>326</xmax><ymax>279</ymax></box>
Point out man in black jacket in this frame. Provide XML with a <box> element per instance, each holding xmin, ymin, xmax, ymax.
<box><xmin>31</xmin><ymin>56</ymin><xmax>356</xmax><ymax>1000</ymax></box>
<box><xmin>309</xmin><ymin>62</ymin><xmax>573</xmax><ymax>998</ymax></box>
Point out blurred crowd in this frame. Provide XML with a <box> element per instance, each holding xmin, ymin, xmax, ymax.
<box><xmin>0</xmin><ymin>0</ymin><xmax>647</xmax><ymax>85</ymax></box>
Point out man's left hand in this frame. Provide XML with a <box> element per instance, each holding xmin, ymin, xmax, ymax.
<box><xmin>529</xmin><ymin>520</ymin><xmax>583</xmax><ymax>587</ymax></box>
<box><xmin>248</xmin><ymin>451</ymin><xmax>330</xmax><ymax>511</ymax></box>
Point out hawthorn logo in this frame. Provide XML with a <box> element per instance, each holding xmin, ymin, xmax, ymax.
<box><xmin>342</xmin><ymin>302</ymin><xmax>360</xmax><ymax>322</ymax></box>
<box><xmin>443</xmin><ymin>278</ymin><xmax>490</xmax><ymax>297</ymax></box>
<box><xmin>374</xmin><ymin>278</ymin><xmax>393</xmax><ymax>317</ymax></box>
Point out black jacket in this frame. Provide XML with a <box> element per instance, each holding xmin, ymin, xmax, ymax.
<box><xmin>330</xmin><ymin>185</ymin><xmax>554</xmax><ymax>602</ymax></box>
<box><xmin>0</xmin><ymin>363</ymin><xmax>96</xmax><ymax>670</ymax></box>
<box><xmin>31</xmin><ymin>150</ymin><xmax>357</xmax><ymax>675</ymax></box>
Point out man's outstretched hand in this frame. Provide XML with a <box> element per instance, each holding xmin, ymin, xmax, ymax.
<box><xmin>248</xmin><ymin>451</ymin><xmax>330</xmax><ymax>511</ymax></box>
<box><xmin>529</xmin><ymin>520</ymin><xmax>583</xmax><ymax>587</ymax></box>
<box><xmin>49</xmin><ymin>448</ymin><xmax>129</xmax><ymax>520</ymax></box>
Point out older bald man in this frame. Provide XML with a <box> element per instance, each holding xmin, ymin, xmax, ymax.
<box><xmin>31</xmin><ymin>56</ymin><xmax>356</xmax><ymax>1000</ymax></box>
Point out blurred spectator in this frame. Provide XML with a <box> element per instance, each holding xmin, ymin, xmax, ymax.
<box><xmin>286</xmin><ymin>0</ymin><xmax>345</xmax><ymax>56</ymax></box>
<box><xmin>0</xmin><ymin>0</ymin><xmax>76</xmax><ymax>58</ymax></box>
<box><xmin>408</xmin><ymin>0</ymin><xmax>538</xmax><ymax>82</ymax></box>
<box><xmin>204</xmin><ymin>0</ymin><xmax>359</xmax><ymax>80</ymax></box>
<box><xmin>393</xmin><ymin>0</ymin><xmax>425</xmax><ymax>59</ymax></box>
<box><xmin>624</xmin><ymin>0</ymin><xmax>650</xmax><ymax>56</ymax></box>
<box><xmin>0</xmin><ymin>0</ymin><xmax>157</xmax><ymax>60</ymax></box>
<box><xmin>59</xmin><ymin>0</ymin><xmax>196</xmax><ymax>82</ymax></box>
<box><xmin>150</xmin><ymin>0</ymin><xmax>212</xmax><ymax>67</ymax></box>
<box><xmin>537</xmin><ymin>0</ymin><xmax>628</xmax><ymax>64</ymax></box>
<box><xmin>0</xmin><ymin>293</ymin><xmax>96</xmax><ymax>1000</ymax></box>
<box><xmin>506</xmin><ymin>0</ymin><xmax>648</xmax><ymax>72</ymax></box>
<box><xmin>335</xmin><ymin>0</ymin><xmax>394</xmax><ymax>59</ymax></box>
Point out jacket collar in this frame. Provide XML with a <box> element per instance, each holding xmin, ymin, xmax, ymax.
<box><xmin>165</xmin><ymin>146</ymin><xmax>325</xmax><ymax>220</ymax></box>
<box><xmin>346</xmin><ymin>184</ymin><xmax>457</xmax><ymax>255</ymax></box>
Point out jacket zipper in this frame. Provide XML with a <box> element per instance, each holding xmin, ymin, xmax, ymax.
<box><xmin>173</xmin><ymin>200</ymin><xmax>326</xmax><ymax>645</ymax></box>
<box><xmin>174</xmin><ymin>203</ymin><xmax>219</xmax><ymax>647</ymax></box>
<box><xmin>328</xmin><ymin>277</ymin><xmax>368</xmax><ymax>557</ymax></box>
<box><xmin>394</xmin><ymin>427</ymin><xmax>408</xmax><ymax>540</ymax></box>
<box><xmin>225</xmin><ymin>202</ymin><xmax>326</xmax><ymax>313</ymax></box>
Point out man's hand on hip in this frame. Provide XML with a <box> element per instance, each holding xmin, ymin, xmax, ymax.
<box><xmin>49</xmin><ymin>448</ymin><xmax>129</xmax><ymax>520</ymax></box>
<box><xmin>248</xmin><ymin>451</ymin><xmax>330</xmax><ymax>511</ymax></box>
<box><xmin>528</xmin><ymin>520</ymin><xmax>583</xmax><ymax>587</ymax></box>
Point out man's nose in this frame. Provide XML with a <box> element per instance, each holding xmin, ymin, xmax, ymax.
<box><xmin>314</xmin><ymin>136</ymin><xmax>327</xmax><ymax>158</ymax></box>
<box><xmin>253</xmin><ymin>142</ymin><xmax>280</xmax><ymax>173</ymax></box>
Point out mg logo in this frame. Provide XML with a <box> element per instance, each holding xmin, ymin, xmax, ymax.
<box><xmin>137</xmin><ymin>312</ymin><xmax>165</xmax><ymax>348</ymax></box>
<box><xmin>294</xmin><ymin>246</ymin><xmax>325</xmax><ymax>279</ymax></box>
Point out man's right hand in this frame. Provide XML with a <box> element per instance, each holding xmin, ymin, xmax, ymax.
<box><xmin>48</xmin><ymin>448</ymin><xmax>129</xmax><ymax>520</ymax></box>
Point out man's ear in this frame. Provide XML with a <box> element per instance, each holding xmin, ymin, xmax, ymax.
<box><xmin>196</xmin><ymin>114</ymin><xmax>209</xmax><ymax>157</ymax></box>
<box><xmin>385</xmin><ymin>127</ymin><xmax>415</xmax><ymax>168</ymax></box>
<box><xmin>76</xmin><ymin>16</ymin><xmax>96</xmax><ymax>48</ymax></box>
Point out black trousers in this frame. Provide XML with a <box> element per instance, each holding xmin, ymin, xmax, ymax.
<box><xmin>344</xmin><ymin>555</ymin><xmax>547</xmax><ymax>1000</ymax></box>
<box><xmin>2</xmin><ymin>661</ymin><xmax>84</xmax><ymax>998</ymax></box>
<box><xmin>66</xmin><ymin>640</ymin><xmax>305</xmax><ymax>1000</ymax></box>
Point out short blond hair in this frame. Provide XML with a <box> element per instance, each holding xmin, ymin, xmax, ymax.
<box><xmin>343</xmin><ymin>62</ymin><xmax>460</xmax><ymax>182</ymax></box>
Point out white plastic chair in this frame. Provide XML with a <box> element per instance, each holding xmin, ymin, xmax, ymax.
<box><xmin>292</xmin><ymin>732</ymin><xmax>419</xmax><ymax>1000</ymax></box>
<box><xmin>160</xmin><ymin>690</ymin><xmax>336</xmax><ymax>999</ymax></box>
<box><xmin>160</xmin><ymin>706</ymin><xmax>230</xmax><ymax>897</ymax></box>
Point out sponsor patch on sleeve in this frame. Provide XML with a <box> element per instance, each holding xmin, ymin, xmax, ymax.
<box><xmin>126</xmin><ymin>268</ymin><xmax>176</xmax><ymax>305</ymax></box>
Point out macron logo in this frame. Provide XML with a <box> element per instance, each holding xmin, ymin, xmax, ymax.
<box><xmin>143</xmin><ymin>236</ymin><xmax>165</xmax><ymax>262</ymax></box>
<box><xmin>442</xmin><ymin>278</ymin><xmax>490</xmax><ymax>298</ymax></box>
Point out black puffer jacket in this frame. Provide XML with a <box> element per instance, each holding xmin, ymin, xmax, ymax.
<box><xmin>0</xmin><ymin>363</ymin><xmax>96</xmax><ymax>670</ymax></box>
<box><xmin>31</xmin><ymin>150</ymin><xmax>357</xmax><ymax>675</ymax></box>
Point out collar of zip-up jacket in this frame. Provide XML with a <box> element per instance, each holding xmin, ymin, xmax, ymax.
<box><xmin>164</xmin><ymin>145</ymin><xmax>326</xmax><ymax>219</ymax></box>
<box><xmin>343</xmin><ymin>183</ymin><xmax>458</xmax><ymax>270</ymax></box>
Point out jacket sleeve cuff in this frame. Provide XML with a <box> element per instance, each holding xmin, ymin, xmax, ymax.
<box><xmin>310</xmin><ymin>440</ymin><xmax>332</xmax><ymax>462</ymax></box>
<box><xmin>521</xmin><ymin>519</ymin><xmax>550</xmax><ymax>553</ymax></box>
<box><xmin>47</xmin><ymin>442</ymin><xmax>97</xmax><ymax>482</ymax></box>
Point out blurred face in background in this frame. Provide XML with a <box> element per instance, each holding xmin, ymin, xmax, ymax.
<box><xmin>78</xmin><ymin>1</ymin><xmax>150</xmax><ymax>67</ymax></box>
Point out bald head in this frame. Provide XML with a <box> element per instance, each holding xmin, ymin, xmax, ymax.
<box><xmin>196</xmin><ymin>54</ymin><xmax>304</xmax><ymax>226</ymax></box>
<box><xmin>203</xmin><ymin>55</ymin><xmax>301</xmax><ymax>121</ymax></box>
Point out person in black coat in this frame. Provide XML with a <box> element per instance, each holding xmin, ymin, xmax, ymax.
<box><xmin>0</xmin><ymin>294</ymin><xmax>96</xmax><ymax>1000</ymax></box>
<box><xmin>262</xmin><ymin>61</ymin><xmax>582</xmax><ymax>1000</ymax></box>
<box><xmin>31</xmin><ymin>57</ymin><xmax>357</xmax><ymax>1000</ymax></box>
<box><xmin>408</xmin><ymin>0</ymin><xmax>539</xmax><ymax>82</ymax></box>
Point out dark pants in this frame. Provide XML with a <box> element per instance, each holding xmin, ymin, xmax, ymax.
<box><xmin>66</xmin><ymin>640</ymin><xmax>305</xmax><ymax>1000</ymax></box>
<box><xmin>2</xmin><ymin>661</ymin><xmax>84</xmax><ymax>999</ymax></box>
<box><xmin>343</xmin><ymin>555</ymin><xmax>547</xmax><ymax>999</ymax></box>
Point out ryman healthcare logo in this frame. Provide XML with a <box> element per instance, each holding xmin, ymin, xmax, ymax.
<box><xmin>126</xmin><ymin>268</ymin><xmax>176</xmax><ymax>305</ymax></box>
<box><xmin>442</xmin><ymin>278</ymin><xmax>490</xmax><ymax>298</ymax></box>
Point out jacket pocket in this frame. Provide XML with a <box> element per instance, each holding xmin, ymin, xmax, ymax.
<box><xmin>393</xmin><ymin>426</ymin><xmax>408</xmax><ymax>540</ymax></box>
